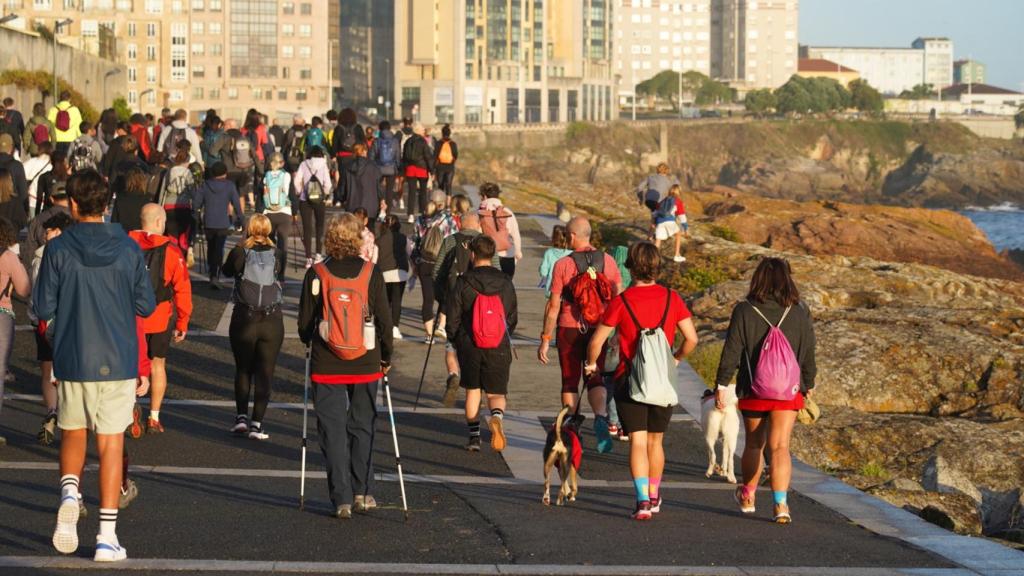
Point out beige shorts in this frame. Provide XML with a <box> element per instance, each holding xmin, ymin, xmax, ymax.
<box><xmin>57</xmin><ymin>380</ymin><xmax>136</xmax><ymax>435</ymax></box>
<box><xmin>655</xmin><ymin>220</ymin><xmax>681</xmax><ymax>241</ymax></box>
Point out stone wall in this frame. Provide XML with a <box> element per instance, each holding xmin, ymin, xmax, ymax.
<box><xmin>0</xmin><ymin>26</ymin><xmax>125</xmax><ymax>115</ymax></box>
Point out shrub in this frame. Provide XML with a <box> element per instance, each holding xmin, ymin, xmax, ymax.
<box><xmin>710</xmin><ymin>225</ymin><xmax>739</xmax><ymax>242</ymax></box>
<box><xmin>0</xmin><ymin>69</ymin><xmax>98</xmax><ymax>123</ymax></box>
<box><xmin>687</xmin><ymin>342</ymin><xmax>724</xmax><ymax>389</ymax></box>
<box><xmin>566</xmin><ymin>121</ymin><xmax>591</xmax><ymax>141</ymax></box>
<box><xmin>860</xmin><ymin>462</ymin><xmax>889</xmax><ymax>480</ymax></box>
<box><xmin>594</xmin><ymin>222</ymin><xmax>640</xmax><ymax>250</ymax></box>
<box><xmin>668</xmin><ymin>257</ymin><xmax>731</xmax><ymax>294</ymax></box>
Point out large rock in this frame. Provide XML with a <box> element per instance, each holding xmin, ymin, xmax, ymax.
<box><xmin>867</xmin><ymin>488</ymin><xmax>983</xmax><ymax>535</ymax></box>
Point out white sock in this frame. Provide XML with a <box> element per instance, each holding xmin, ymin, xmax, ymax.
<box><xmin>99</xmin><ymin>508</ymin><xmax>117</xmax><ymax>540</ymax></box>
<box><xmin>250</xmin><ymin>421</ymin><xmax>261</xmax><ymax>430</ymax></box>
<box><xmin>149</xmin><ymin>410</ymin><xmax>160</xmax><ymax>422</ymax></box>
<box><xmin>60</xmin><ymin>474</ymin><xmax>79</xmax><ymax>500</ymax></box>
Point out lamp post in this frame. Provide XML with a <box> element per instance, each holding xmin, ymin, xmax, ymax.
<box><xmin>385</xmin><ymin>57</ymin><xmax>391</xmax><ymax>122</ymax></box>
<box><xmin>631</xmin><ymin>66</ymin><xmax>637</xmax><ymax>122</ymax></box>
<box><xmin>103</xmin><ymin>68</ymin><xmax>121</xmax><ymax>107</ymax></box>
<box><xmin>139</xmin><ymin>88</ymin><xmax>154</xmax><ymax>112</ymax></box>
<box><xmin>52</xmin><ymin>18</ymin><xmax>73</xmax><ymax>107</ymax></box>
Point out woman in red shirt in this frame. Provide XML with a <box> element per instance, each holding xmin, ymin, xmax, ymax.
<box><xmin>585</xmin><ymin>242</ymin><xmax>698</xmax><ymax>520</ymax></box>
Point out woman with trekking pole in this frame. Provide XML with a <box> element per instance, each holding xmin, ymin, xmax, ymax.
<box><xmin>297</xmin><ymin>213</ymin><xmax>394</xmax><ymax>519</ymax></box>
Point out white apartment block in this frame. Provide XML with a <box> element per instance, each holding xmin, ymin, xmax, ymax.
<box><xmin>804</xmin><ymin>37</ymin><xmax>954</xmax><ymax>96</ymax></box>
<box><xmin>614</xmin><ymin>0</ymin><xmax>713</xmax><ymax>86</ymax></box>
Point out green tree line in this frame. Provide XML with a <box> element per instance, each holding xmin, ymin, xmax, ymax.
<box><xmin>744</xmin><ymin>75</ymin><xmax>883</xmax><ymax>116</ymax></box>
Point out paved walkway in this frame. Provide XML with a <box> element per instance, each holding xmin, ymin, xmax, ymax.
<box><xmin>0</xmin><ymin>193</ymin><xmax>1021</xmax><ymax>575</ymax></box>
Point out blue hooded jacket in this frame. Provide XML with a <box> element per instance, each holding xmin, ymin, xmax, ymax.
<box><xmin>32</xmin><ymin>222</ymin><xmax>156</xmax><ymax>382</ymax></box>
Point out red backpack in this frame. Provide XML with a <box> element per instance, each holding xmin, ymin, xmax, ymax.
<box><xmin>55</xmin><ymin>105</ymin><xmax>71</xmax><ymax>132</ymax></box>
<box><xmin>563</xmin><ymin>251</ymin><xmax>615</xmax><ymax>328</ymax></box>
<box><xmin>314</xmin><ymin>261</ymin><xmax>373</xmax><ymax>360</ymax></box>
<box><xmin>33</xmin><ymin>123</ymin><xmax>50</xmax><ymax>146</ymax></box>
<box><xmin>471</xmin><ymin>288</ymin><xmax>507</xmax><ymax>349</ymax></box>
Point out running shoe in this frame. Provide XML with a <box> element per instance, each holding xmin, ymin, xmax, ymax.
<box><xmin>392</xmin><ymin>326</ymin><xmax>404</xmax><ymax>340</ymax></box>
<box><xmin>399</xmin><ymin>198</ymin><xmax>406</xmax><ymax>211</ymax></box>
<box><xmin>93</xmin><ymin>536</ymin><xmax>127</xmax><ymax>562</ymax></box>
<box><xmin>38</xmin><ymin>412</ymin><xmax>57</xmax><ymax>445</ymax></box>
<box><xmin>617</xmin><ymin>427</ymin><xmax>630</xmax><ymax>442</ymax></box>
<box><xmin>407</xmin><ymin>214</ymin><xmax>415</xmax><ymax>224</ymax></box>
<box><xmin>231</xmin><ymin>415</ymin><xmax>249</xmax><ymax>435</ymax></box>
<box><xmin>442</xmin><ymin>373</ymin><xmax>461</xmax><ymax>408</ymax></box>
<box><xmin>354</xmin><ymin>495</ymin><xmax>378</xmax><ymax>512</ymax></box>
<box><xmin>248</xmin><ymin>424</ymin><xmax>269</xmax><ymax>441</ymax></box>
<box><xmin>651</xmin><ymin>496</ymin><xmax>663</xmax><ymax>514</ymax></box>
<box><xmin>594</xmin><ymin>416</ymin><xmax>613</xmax><ymax>454</ymax></box>
<box><xmin>52</xmin><ymin>494</ymin><xmax>80</xmax><ymax>554</ymax></box>
<box><xmin>146</xmin><ymin>418</ymin><xmax>164</xmax><ymax>434</ymax></box>
<box><xmin>466</xmin><ymin>436</ymin><xmax>482</xmax><ymax>452</ymax></box>
<box><xmin>128</xmin><ymin>405</ymin><xmax>144</xmax><ymax>439</ymax></box>
<box><xmin>734</xmin><ymin>486</ymin><xmax>756</xmax><ymax>515</ymax></box>
<box><xmin>607</xmin><ymin>422</ymin><xmax>619</xmax><ymax>436</ymax></box>
<box><xmin>773</xmin><ymin>503</ymin><xmax>792</xmax><ymax>524</ymax></box>
<box><xmin>673</xmin><ymin>255</ymin><xmax>686</xmax><ymax>263</ymax></box>
<box><xmin>334</xmin><ymin>504</ymin><xmax>353</xmax><ymax>519</ymax></box>
<box><xmin>119</xmin><ymin>479</ymin><xmax>139</xmax><ymax>509</ymax></box>
<box><xmin>489</xmin><ymin>417</ymin><xmax>506</xmax><ymax>452</ymax></box>
<box><xmin>631</xmin><ymin>500</ymin><xmax>653</xmax><ymax>521</ymax></box>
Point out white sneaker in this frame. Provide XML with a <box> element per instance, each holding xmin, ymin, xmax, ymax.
<box><xmin>407</xmin><ymin>214</ymin><xmax>415</xmax><ymax>224</ymax></box>
<box><xmin>399</xmin><ymin>198</ymin><xmax>405</xmax><ymax>210</ymax></box>
<box><xmin>392</xmin><ymin>327</ymin><xmax>404</xmax><ymax>340</ymax></box>
<box><xmin>52</xmin><ymin>495</ymin><xmax>80</xmax><ymax>554</ymax></box>
<box><xmin>248</xmin><ymin>425</ymin><xmax>269</xmax><ymax>441</ymax></box>
<box><xmin>94</xmin><ymin>535</ymin><xmax>127</xmax><ymax>562</ymax></box>
<box><xmin>673</xmin><ymin>255</ymin><xmax>686</xmax><ymax>263</ymax></box>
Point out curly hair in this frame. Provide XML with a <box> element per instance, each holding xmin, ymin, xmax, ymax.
<box><xmin>323</xmin><ymin>213</ymin><xmax>363</xmax><ymax>260</ymax></box>
<box><xmin>0</xmin><ymin>217</ymin><xmax>16</xmax><ymax>249</ymax></box>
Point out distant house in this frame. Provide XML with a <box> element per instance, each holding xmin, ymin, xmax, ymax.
<box><xmin>941</xmin><ymin>83</ymin><xmax>1024</xmax><ymax>108</ymax></box>
<box><xmin>796</xmin><ymin>58</ymin><xmax>861</xmax><ymax>87</ymax></box>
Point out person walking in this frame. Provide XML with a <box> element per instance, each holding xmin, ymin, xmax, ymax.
<box><xmin>477</xmin><ymin>183</ymin><xmax>522</xmax><ymax>278</ymax></box>
<box><xmin>23</xmin><ymin>140</ymin><xmax>53</xmax><ymax>217</ymax></box>
<box><xmin>635</xmin><ymin>163</ymin><xmax>680</xmax><ymax>212</ymax></box>
<box><xmin>155</xmin><ymin>109</ymin><xmax>203</xmax><ymax>168</ymax></box>
<box><xmin>401</xmin><ymin>123</ymin><xmax>434</xmax><ymax>224</ymax></box>
<box><xmin>34</xmin><ymin>170</ymin><xmax>156</xmax><ymax>562</ymax></box>
<box><xmin>375</xmin><ymin>214</ymin><xmax>409</xmax><ymax>340</ymax></box>
<box><xmin>23</xmin><ymin>103</ymin><xmax>56</xmax><ymax>158</ymax></box>
<box><xmin>200</xmin><ymin>115</ymin><xmax>224</xmax><ymax>167</ymax></box>
<box><xmin>652</xmin><ymin>185</ymin><xmax>686</xmax><ymax>263</ymax></box>
<box><xmin>345</xmin><ymin>143</ymin><xmax>383</xmax><ymax>220</ymax></box>
<box><xmin>293</xmin><ymin>146</ymin><xmax>333</xmax><ymax>267</ymax></box>
<box><xmin>0</xmin><ymin>98</ymin><xmax>25</xmax><ymax>155</ymax></box>
<box><xmin>69</xmin><ymin>122</ymin><xmax>103</xmax><ymax>174</ymax></box>
<box><xmin>715</xmin><ymin>257</ymin><xmax>817</xmax><ymax>524</ymax></box>
<box><xmin>538</xmin><ymin>225</ymin><xmax>572</xmax><ymax>297</ymax></box>
<box><xmin>46</xmin><ymin>92</ymin><xmax>82</xmax><ymax>156</ymax></box>
<box><xmin>446</xmin><ymin>235</ymin><xmax>517</xmax><ymax>452</ymax></box>
<box><xmin>331</xmin><ymin>108</ymin><xmax>365</xmax><ymax>208</ymax></box>
<box><xmin>297</xmin><ymin>213</ymin><xmax>394</xmax><ymax>519</ymax></box>
<box><xmin>370</xmin><ymin>121</ymin><xmax>400</xmax><ymax>211</ymax></box>
<box><xmin>433</xmin><ymin>125</ymin><xmax>458</xmax><ymax>196</ymax></box>
<box><xmin>0</xmin><ymin>217</ymin><xmax>30</xmax><ymax>446</ymax></box>
<box><xmin>110</xmin><ymin>168</ymin><xmax>152</xmax><ymax>234</ymax></box>
<box><xmin>584</xmin><ymin>241</ymin><xmax>699</xmax><ymax>520</ymax></box>
<box><xmin>192</xmin><ymin>162</ymin><xmax>243</xmax><ymax>288</ymax></box>
<box><xmin>128</xmin><ymin>114</ymin><xmax>154</xmax><ymax>164</ymax></box>
<box><xmin>538</xmin><ymin>216</ymin><xmax>622</xmax><ymax>453</ymax></box>
<box><xmin>412</xmin><ymin>189</ymin><xmax>457</xmax><ymax>341</ymax></box>
<box><xmin>0</xmin><ymin>167</ymin><xmax>27</xmax><ymax>234</ymax></box>
<box><xmin>0</xmin><ymin>135</ymin><xmax>26</xmax><ymax>214</ymax></box>
<box><xmin>282</xmin><ymin>115</ymin><xmax>307</xmax><ymax>174</ymax></box>
<box><xmin>262</xmin><ymin>153</ymin><xmax>293</xmax><ymax>281</ymax></box>
<box><xmin>128</xmin><ymin>204</ymin><xmax>192</xmax><ymax>435</ymax></box>
<box><xmin>211</xmin><ymin>119</ymin><xmax>261</xmax><ymax>213</ymax></box>
<box><xmin>34</xmin><ymin>150</ymin><xmax>70</xmax><ymax>217</ymax></box>
<box><xmin>222</xmin><ymin>214</ymin><xmax>284</xmax><ymax>440</ymax></box>
<box><xmin>158</xmin><ymin>142</ymin><xmax>199</xmax><ymax>259</ymax></box>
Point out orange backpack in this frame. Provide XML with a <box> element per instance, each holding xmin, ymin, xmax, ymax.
<box><xmin>438</xmin><ymin>140</ymin><xmax>454</xmax><ymax>164</ymax></box>
<box><xmin>314</xmin><ymin>261</ymin><xmax>374</xmax><ymax>360</ymax></box>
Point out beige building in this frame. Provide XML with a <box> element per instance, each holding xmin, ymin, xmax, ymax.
<box><xmin>4</xmin><ymin>0</ymin><xmax>332</xmax><ymax>122</ymax></box>
<box><xmin>394</xmin><ymin>0</ymin><xmax>615</xmax><ymax>125</ymax></box>
<box><xmin>715</xmin><ymin>0</ymin><xmax>799</xmax><ymax>90</ymax></box>
<box><xmin>796</xmin><ymin>58</ymin><xmax>859</xmax><ymax>87</ymax></box>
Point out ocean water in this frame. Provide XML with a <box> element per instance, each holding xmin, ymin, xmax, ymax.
<box><xmin>961</xmin><ymin>203</ymin><xmax>1024</xmax><ymax>252</ymax></box>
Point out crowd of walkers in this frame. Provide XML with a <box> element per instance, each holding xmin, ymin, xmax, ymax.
<box><xmin>0</xmin><ymin>95</ymin><xmax>816</xmax><ymax>560</ymax></box>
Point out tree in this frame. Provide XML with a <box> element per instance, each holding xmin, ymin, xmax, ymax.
<box><xmin>898</xmin><ymin>83</ymin><xmax>936</xmax><ymax>100</ymax></box>
<box><xmin>1016</xmin><ymin>104</ymin><xmax>1024</xmax><ymax>130</ymax></box>
<box><xmin>112</xmin><ymin>97</ymin><xmax>132</xmax><ymax>122</ymax></box>
<box><xmin>744</xmin><ymin>89</ymin><xmax>777</xmax><ymax>115</ymax></box>
<box><xmin>849</xmin><ymin>79</ymin><xmax>884</xmax><ymax>113</ymax></box>
<box><xmin>636</xmin><ymin>70</ymin><xmax>734</xmax><ymax>107</ymax></box>
<box><xmin>774</xmin><ymin>76</ymin><xmax>816</xmax><ymax>114</ymax></box>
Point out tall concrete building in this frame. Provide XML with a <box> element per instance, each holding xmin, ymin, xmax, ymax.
<box><xmin>714</xmin><ymin>0</ymin><xmax>798</xmax><ymax>90</ymax></box>
<box><xmin>394</xmin><ymin>0</ymin><xmax>615</xmax><ymax>125</ymax></box>
<box><xmin>338</xmin><ymin>0</ymin><xmax>394</xmax><ymax>111</ymax></box>
<box><xmin>612</xmin><ymin>0</ymin><xmax>713</xmax><ymax>89</ymax></box>
<box><xmin>804</xmin><ymin>37</ymin><xmax>954</xmax><ymax>95</ymax></box>
<box><xmin>4</xmin><ymin>0</ymin><xmax>332</xmax><ymax>122</ymax></box>
<box><xmin>953</xmin><ymin>59</ymin><xmax>986</xmax><ymax>85</ymax></box>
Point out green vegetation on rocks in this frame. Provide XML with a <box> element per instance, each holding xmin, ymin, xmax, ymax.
<box><xmin>0</xmin><ymin>69</ymin><xmax>98</xmax><ymax>122</ymax></box>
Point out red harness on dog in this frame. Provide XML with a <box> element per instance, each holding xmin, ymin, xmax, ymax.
<box><xmin>556</xmin><ymin>428</ymin><xmax>583</xmax><ymax>472</ymax></box>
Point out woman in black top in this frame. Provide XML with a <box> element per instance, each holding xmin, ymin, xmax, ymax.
<box><xmin>374</xmin><ymin>214</ymin><xmax>409</xmax><ymax>340</ymax></box>
<box><xmin>110</xmin><ymin>167</ymin><xmax>151</xmax><ymax>233</ymax></box>
<box><xmin>221</xmin><ymin>214</ymin><xmax>284</xmax><ymax>441</ymax></box>
<box><xmin>715</xmin><ymin>257</ymin><xmax>817</xmax><ymax>524</ymax></box>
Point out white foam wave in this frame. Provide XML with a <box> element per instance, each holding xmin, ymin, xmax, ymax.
<box><xmin>963</xmin><ymin>202</ymin><xmax>1021</xmax><ymax>213</ymax></box>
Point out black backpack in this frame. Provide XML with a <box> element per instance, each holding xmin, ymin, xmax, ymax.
<box><xmin>437</xmin><ymin>232</ymin><xmax>475</xmax><ymax>304</ymax></box>
<box><xmin>144</xmin><ymin>245</ymin><xmax>174</xmax><ymax>303</ymax></box>
<box><xmin>340</xmin><ymin>124</ymin><xmax>358</xmax><ymax>150</ymax></box>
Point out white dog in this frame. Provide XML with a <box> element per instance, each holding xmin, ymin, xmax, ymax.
<box><xmin>700</xmin><ymin>385</ymin><xmax>739</xmax><ymax>484</ymax></box>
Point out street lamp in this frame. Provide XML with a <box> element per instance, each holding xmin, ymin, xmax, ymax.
<box><xmin>103</xmin><ymin>68</ymin><xmax>121</xmax><ymax>106</ymax></box>
<box><xmin>52</xmin><ymin>18</ymin><xmax>73</xmax><ymax>107</ymax></box>
<box><xmin>0</xmin><ymin>13</ymin><xmax>19</xmax><ymax>26</ymax></box>
<box><xmin>384</xmin><ymin>57</ymin><xmax>391</xmax><ymax>121</ymax></box>
<box><xmin>139</xmin><ymin>88</ymin><xmax>154</xmax><ymax>112</ymax></box>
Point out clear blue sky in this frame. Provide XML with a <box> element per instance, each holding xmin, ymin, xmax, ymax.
<box><xmin>800</xmin><ymin>0</ymin><xmax>1024</xmax><ymax>91</ymax></box>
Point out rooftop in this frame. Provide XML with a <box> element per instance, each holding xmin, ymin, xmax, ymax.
<box><xmin>942</xmin><ymin>83</ymin><xmax>1022</xmax><ymax>96</ymax></box>
<box><xmin>798</xmin><ymin>58</ymin><xmax>857</xmax><ymax>74</ymax></box>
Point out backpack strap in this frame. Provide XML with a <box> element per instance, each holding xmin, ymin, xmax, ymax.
<box><xmin>620</xmin><ymin>293</ymin><xmax>643</xmax><ymax>332</ymax></box>
<box><xmin>749</xmin><ymin>302</ymin><xmax>790</xmax><ymax>328</ymax></box>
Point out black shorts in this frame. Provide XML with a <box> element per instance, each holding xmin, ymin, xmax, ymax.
<box><xmin>615</xmin><ymin>385</ymin><xmax>673</xmax><ymax>434</ymax></box>
<box><xmin>35</xmin><ymin>330</ymin><xmax>53</xmax><ymax>362</ymax></box>
<box><xmin>456</xmin><ymin>341</ymin><xmax>511</xmax><ymax>396</ymax></box>
<box><xmin>146</xmin><ymin>327</ymin><xmax>174</xmax><ymax>359</ymax></box>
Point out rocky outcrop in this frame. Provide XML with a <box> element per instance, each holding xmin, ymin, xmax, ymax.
<box><xmin>883</xmin><ymin>146</ymin><xmax>1024</xmax><ymax>208</ymax></box>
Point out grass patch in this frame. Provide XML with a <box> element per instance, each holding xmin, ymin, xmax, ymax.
<box><xmin>860</xmin><ymin>461</ymin><xmax>890</xmax><ymax>480</ymax></box>
<box><xmin>687</xmin><ymin>342</ymin><xmax>724</xmax><ymax>389</ymax></box>
<box><xmin>709</xmin><ymin>225</ymin><xmax>739</xmax><ymax>242</ymax></box>
<box><xmin>594</xmin><ymin>222</ymin><xmax>642</xmax><ymax>249</ymax></box>
<box><xmin>665</xmin><ymin>256</ymin><xmax>731</xmax><ymax>294</ymax></box>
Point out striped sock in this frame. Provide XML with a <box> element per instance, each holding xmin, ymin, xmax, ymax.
<box><xmin>99</xmin><ymin>508</ymin><xmax>117</xmax><ymax>539</ymax></box>
<box><xmin>649</xmin><ymin>477</ymin><xmax>662</xmax><ymax>500</ymax></box>
<box><xmin>468</xmin><ymin>420</ymin><xmax>481</xmax><ymax>438</ymax></box>
<box><xmin>490</xmin><ymin>408</ymin><xmax>504</xmax><ymax>420</ymax></box>
<box><xmin>60</xmin><ymin>474</ymin><xmax>79</xmax><ymax>500</ymax></box>
<box><xmin>633</xmin><ymin>477</ymin><xmax>650</xmax><ymax>502</ymax></box>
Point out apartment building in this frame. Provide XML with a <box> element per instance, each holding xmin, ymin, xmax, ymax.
<box><xmin>953</xmin><ymin>59</ymin><xmax>985</xmax><ymax>85</ymax></box>
<box><xmin>804</xmin><ymin>37</ymin><xmax>954</xmax><ymax>96</ymax></box>
<box><xmin>4</xmin><ymin>0</ymin><xmax>332</xmax><ymax>122</ymax></box>
<box><xmin>714</xmin><ymin>0</ymin><xmax>798</xmax><ymax>90</ymax></box>
<box><xmin>338</xmin><ymin>0</ymin><xmax>393</xmax><ymax>110</ymax></box>
<box><xmin>394</xmin><ymin>0</ymin><xmax>615</xmax><ymax>126</ymax></box>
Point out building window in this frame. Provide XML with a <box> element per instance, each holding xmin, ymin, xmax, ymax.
<box><xmin>209</xmin><ymin>22</ymin><xmax>221</xmax><ymax>34</ymax></box>
<box><xmin>147</xmin><ymin>45</ymin><xmax>157</xmax><ymax>60</ymax></box>
<box><xmin>296</xmin><ymin>89</ymin><xmax>307</xmax><ymax>101</ymax></box>
<box><xmin>278</xmin><ymin>90</ymin><xmax>287</xmax><ymax>100</ymax></box>
<box><xmin>282</xmin><ymin>45</ymin><xmax>293</xmax><ymax>58</ymax></box>
<box><xmin>33</xmin><ymin>1</ymin><xmax>53</xmax><ymax>10</ymax></box>
<box><xmin>172</xmin><ymin>1</ymin><xmax>183</xmax><ymax>14</ymax></box>
<box><xmin>192</xmin><ymin>21</ymin><xmax>204</xmax><ymax>35</ymax></box>
<box><xmin>145</xmin><ymin>0</ymin><xmax>161</xmax><ymax>14</ymax></box>
<box><xmin>127</xmin><ymin>44</ymin><xmax>137</xmax><ymax>60</ymax></box>
<box><xmin>209</xmin><ymin>0</ymin><xmax>221</xmax><ymax>10</ymax></box>
<box><xmin>147</xmin><ymin>23</ymin><xmax>156</xmax><ymax>37</ymax></box>
<box><xmin>281</xmin><ymin>66</ymin><xmax>289</xmax><ymax>79</ymax></box>
<box><xmin>146</xmin><ymin>66</ymin><xmax>157</xmax><ymax>84</ymax></box>
<box><xmin>128</xmin><ymin>89</ymin><xmax>137</xmax><ymax>104</ymax></box>
<box><xmin>228</xmin><ymin>87</ymin><xmax>238</xmax><ymax>99</ymax></box>
<box><xmin>192</xmin><ymin>0</ymin><xmax>204</xmax><ymax>10</ymax></box>
<box><xmin>192</xmin><ymin>43</ymin><xmax>204</xmax><ymax>55</ymax></box>
<box><xmin>169</xmin><ymin>90</ymin><xmax>183</xmax><ymax>102</ymax></box>
<box><xmin>127</xmin><ymin>66</ymin><xmax>137</xmax><ymax>83</ymax></box>
<box><xmin>210</xmin><ymin>44</ymin><xmax>222</xmax><ymax>56</ymax></box>
<box><xmin>282</xmin><ymin>1</ymin><xmax>294</xmax><ymax>14</ymax></box>
<box><xmin>298</xmin><ymin>24</ymin><xmax>311</xmax><ymax>38</ymax></box>
<box><xmin>146</xmin><ymin>91</ymin><xmax>156</xmax><ymax>105</ymax></box>
<box><xmin>299</xmin><ymin>68</ymin><xmax>311</xmax><ymax>80</ymax></box>
<box><xmin>282</xmin><ymin>24</ymin><xmax>293</xmax><ymax>36</ymax></box>
<box><xmin>300</xmin><ymin>2</ymin><xmax>311</xmax><ymax>15</ymax></box>
<box><xmin>127</xmin><ymin>22</ymin><xmax>136</xmax><ymax>37</ymax></box>
<box><xmin>298</xmin><ymin>46</ymin><xmax>311</xmax><ymax>58</ymax></box>
<box><xmin>193</xmin><ymin>87</ymin><xmax>204</xmax><ymax>99</ymax></box>
<box><xmin>208</xmin><ymin>88</ymin><xmax>220</xmax><ymax>99</ymax></box>
<box><xmin>230</xmin><ymin>0</ymin><xmax>280</xmax><ymax>78</ymax></box>
<box><xmin>192</xmin><ymin>65</ymin><xmax>205</xmax><ymax>78</ymax></box>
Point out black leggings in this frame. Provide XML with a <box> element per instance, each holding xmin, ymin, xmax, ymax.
<box><xmin>299</xmin><ymin>200</ymin><xmax>325</xmax><ymax>259</ymax></box>
<box><xmin>206</xmin><ymin>228</ymin><xmax>230</xmax><ymax>279</ymax></box>
<box><xmin>266</xmin><ymin>212</ymin><xmax>292</xmax><ymax>278</ymax></box>
<box><xmin>380</xmin><ymin>175</ymin><xmax>397</xmax><ymax>207</ymax></box>
<box><xmin>385</xmin><ymin>281</ymin><xmax>406</xmax><ymax>330</ymax></box>
<box><xmin>408</xmin><ymin>177</ymin><xmax>429</xmax><ymax>216</ymax></box>
<box><xmin>417</xmin><ymin>260</ymin><xmax>435</xmax><ymax>323</ymax></box>
<box><xmin>229</xmin><ymin>307</ymin><xmax>284</xmax><ymax>423</ymax></box>
<box><xmin>435</xmin><ymin>165</ymin><xmax>455</xmax><ymax>196</ymax></box>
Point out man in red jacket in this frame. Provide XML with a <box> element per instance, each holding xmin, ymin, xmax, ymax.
<box><xmin>128</xmin><ymin>204</ymin><xmax>192</xmax><ymax>434</ymax></box>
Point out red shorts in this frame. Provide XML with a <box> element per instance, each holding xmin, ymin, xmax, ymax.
<box><xmin>738</xmin><ymin>394</ymin><xmax>805</xmax><ymax>417</ymax></box>
<box><xmin>556</xmin><ymin>327</ymin><xmax>605</xmax><ymax>394</ymax></box>
<box><xmin>405</xmin><ymin>165</ymin><xmax>428</xmax><ymax>179</ymax></box>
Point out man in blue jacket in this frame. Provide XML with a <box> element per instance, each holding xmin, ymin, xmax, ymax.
<box><xmin>33</xmin><ymin>169</ymin><xmax>155</xmax><ymax>563</ymax></box>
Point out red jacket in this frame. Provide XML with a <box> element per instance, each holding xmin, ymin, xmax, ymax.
<box><xmin>130</xmin><ymin>231</ymin><xmax>193</xmax><ymax>334</ymax></box>
<box><xmin>130</xmin><ymin>123</ymin><xmax>153</xmax><ymax>162</ymax></box>
<box><xmin>136</xmin><ymin>317</ymin><xmax>151</xmax><ymax>378</ymax></box>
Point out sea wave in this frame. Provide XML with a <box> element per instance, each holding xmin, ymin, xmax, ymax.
<box><xmin>963</xmin><ymin>202</ymin><xmax>1021</xmax><ymax>213</ymax></box>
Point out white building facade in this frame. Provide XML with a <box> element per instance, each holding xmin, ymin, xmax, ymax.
<box><xmin>804</xmin><ymin>37</ymin><xmax>953</xmax><ymax>96</ymax></box>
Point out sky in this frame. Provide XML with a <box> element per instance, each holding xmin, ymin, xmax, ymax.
<box><xmin>799</xmin><ymin>0</ymin><xmax>1024</xmax><ymax>91</ymax></box>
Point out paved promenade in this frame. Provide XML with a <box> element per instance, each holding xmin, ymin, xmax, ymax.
<box><xmin>0</xmin><ymin>192</ymin><xmax>1021</xmax><ymax>575</ymax></box>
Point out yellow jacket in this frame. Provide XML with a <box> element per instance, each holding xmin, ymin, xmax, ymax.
<box><xmin>47</xmin><ymin>101</ymin><xmax>83</xmax><ymax>143</ymax></box>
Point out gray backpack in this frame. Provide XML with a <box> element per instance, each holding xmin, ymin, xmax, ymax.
<box><xmin>622</xmin><ymin>288</ymin><xmax>678</xmax><ymax>407</ymax></box>
<box><xmin>237</xmin><ymin>249</ymin><xmax>282</xmax><ymax>312</ymax></box>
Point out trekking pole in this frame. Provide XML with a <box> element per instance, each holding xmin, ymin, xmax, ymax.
<box><xmin>413</xmin><ymin>309</ymin><xmax>442</xmax><ymax>411</ymax></box>
<box><xmin>299</xmin><ymin>345</ymin><xmax>311</xmax><ymax>510</ymax></box>
<box><xmin>383</xmin><ymin>375</ymin><xmax>410</xmax><ymax>521</ymax></box>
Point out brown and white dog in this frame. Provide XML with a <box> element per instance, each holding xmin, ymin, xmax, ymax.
<box><xmin>701</xmin><ymin>385</ymin><xmax>739</xmax><ymax>484</ymax></box>
<box><xmin>542</xmin><ymin>405</ymin><xmax>583</xmax><ymax>506</ymax></box>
